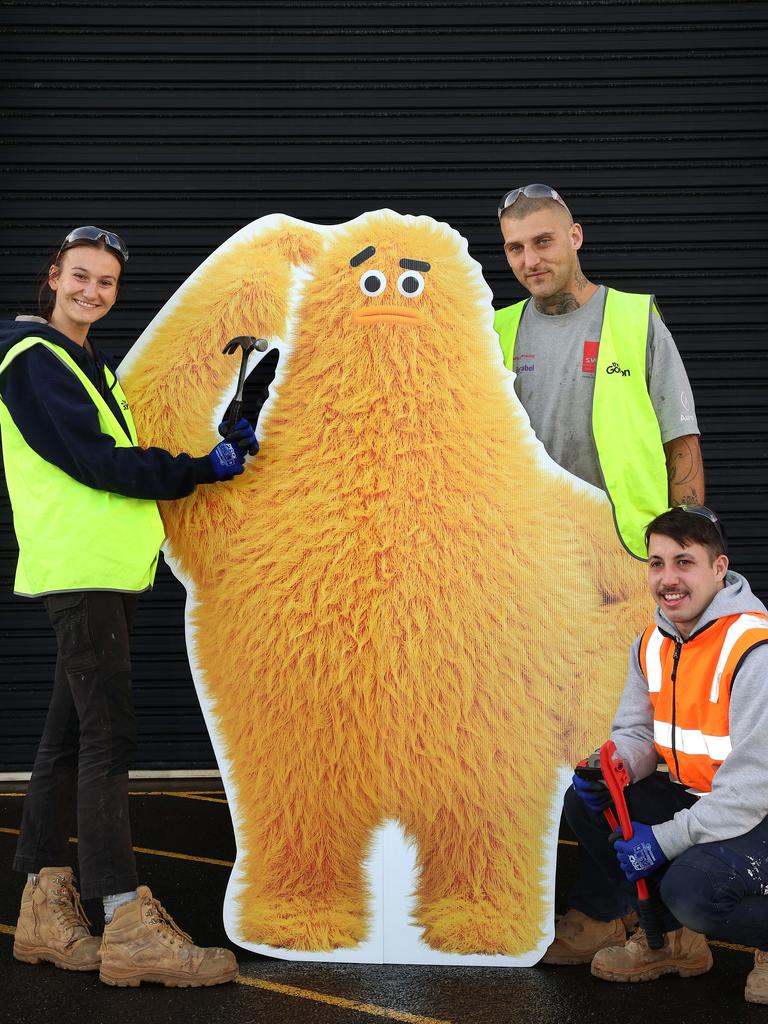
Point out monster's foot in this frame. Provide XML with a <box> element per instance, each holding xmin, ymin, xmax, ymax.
<box><xmin>415</xmin><ymin>895</ymin><xmax>546</xmax><ymax>956</ymax></box>
<box><xmin>237</xmin><ymin>896</ymin><xmax>369</xmax><ymax>951</ymax></box>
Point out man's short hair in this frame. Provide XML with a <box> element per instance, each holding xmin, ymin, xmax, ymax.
<box><xmin>645</xmin><ymin>506</ymin><xmax>728</xmax><ymax>560</ymax></box>
<box><xmin>499</xmin><ymin>194</ymin><xmax>573</xmax><ymax>224</ymax></box>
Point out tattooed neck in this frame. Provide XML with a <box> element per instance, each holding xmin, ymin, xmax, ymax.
<box><xmin>534</xmin><ymin>292</ymin><xmax>581</xmax><ymax>315</ymax></box>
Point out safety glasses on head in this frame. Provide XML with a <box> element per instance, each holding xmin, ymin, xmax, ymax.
<box><xmin>57</xmin><ymin>226</ymin><xmax>129</xmax><ymax>263</ymax></box>
<box><xmin>497</xmin><ymin>183</ymin><xmax>570</xmax><ymax>220</ymax></box>
<box><xmin>679</xmin><ymin>504</ymin><xmax>728</xmax><ymax>552</ymax></box>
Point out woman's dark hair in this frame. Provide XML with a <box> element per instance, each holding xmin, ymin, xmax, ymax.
<box><xmin>37</xmin><ymin>236</ymin><xmax>125</xmax><ymax>321</ymax></box>
<box><xmin>644</xmin><ymin>506</ymin><xmax>728</xmax><ymax>561</ymax></box>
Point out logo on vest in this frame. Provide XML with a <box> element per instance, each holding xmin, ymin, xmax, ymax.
<box><xmin>582</xmin><ymin>340</ymin><xmax>599</xmax><ymax>375</ymax></box>
<box><xmin>606</xmin><ymin>361</ymin><xmax>631</xmax><ymax>377</ymax></box>
<box><xmin>121</xmin><ymin>399</ymin><xmax>130</xmax><ymax>410</ymax></box>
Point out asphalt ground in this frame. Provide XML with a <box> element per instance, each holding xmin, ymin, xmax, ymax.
<box><xmin>0</xmin><ymin>786</ymin><xmax>762</xmax><ymax>1024</ymax></box>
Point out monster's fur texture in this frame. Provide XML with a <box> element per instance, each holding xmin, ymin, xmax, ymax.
<box><xmin>123</xmin><ymin>212</ymin><xmax>649</xmax><ymax>955</ymax></box>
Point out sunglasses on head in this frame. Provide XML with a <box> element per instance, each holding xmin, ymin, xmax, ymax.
<box><xmin>679</xmin><ymin>504</ymin><xmax>728</xmax><ymax>551</ymax></box>
<box><xmin>497</xmin><ymin>183</ymin><xmax>570</xmax><ymax>220</ymax></box>
<box><xmin>57</xmin><ymin>226</ymin><xmax>129</xmax><ymax>263</ymax></box>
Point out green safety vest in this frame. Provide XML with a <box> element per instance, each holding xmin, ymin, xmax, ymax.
<box><xmin>494</xmin><ymin>288</ymin><xmax>668</xmax><ymax>559</ymax></box>
<box><xmin>0</xmin><ymin>337</ymin><xmax>166</xmax><ymax>596</ymax></box>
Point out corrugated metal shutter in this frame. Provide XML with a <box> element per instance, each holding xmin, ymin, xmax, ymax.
<box><xmin>1</xmin><ymin>1</ymin><xmax>766</xmax><ymax>771</ymax></box>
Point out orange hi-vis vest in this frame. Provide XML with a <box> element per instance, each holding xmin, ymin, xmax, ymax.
<box><xmin>639</xmin><ymin>612</ymin><xmax>768</xmax><ymax>793</ymax></box>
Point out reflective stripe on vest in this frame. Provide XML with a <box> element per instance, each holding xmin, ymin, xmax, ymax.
<box><xmin>639</xmin><ymin>613</ymin><xmax>768</xmax><ymax>791</ymax></box>
<box><xmin>493</xmin><ymin>288</ymin><xmax>667</xmax><ymax>560</ymax></box>
<box><xmin>0</xmin><ymin>337</ymin><xmax>166</xmax><ymax>596</ymax></box>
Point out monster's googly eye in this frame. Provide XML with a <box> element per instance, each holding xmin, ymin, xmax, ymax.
<box><xmin>359</xmin><ymin>269</ymin><xmax>387</xmax><ymax>296</ymax></box>
<box><xmin>397</xmin><ymin>270</ymin><xmax>425</xmax><ymax>298</ymax></box>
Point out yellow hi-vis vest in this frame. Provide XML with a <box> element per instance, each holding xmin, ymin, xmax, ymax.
<box><xmin>494</xmin><ymin>288</ymin><xmax>668</xmax><ymax>559</ymax></box>
<box><xmin>0</xmin><ymin>337</ymin><xmax>166</xmax><ymax>596</ymax></box>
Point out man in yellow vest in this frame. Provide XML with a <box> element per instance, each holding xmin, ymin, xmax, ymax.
<box><xmin>566</xmin><ymin>506</ymin><xmax>768</xmax><ymax>1003</ymax></box>
<box><xmin>495</xmin><ymin>183</ymin><xmax>704</xmax><ymax>559</ymax></box>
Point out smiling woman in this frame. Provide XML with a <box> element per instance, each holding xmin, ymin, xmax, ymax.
<box><xmin>0</xmin><ymin>224</ymin><xmax>271</xmax><ymax>988</ymax></box>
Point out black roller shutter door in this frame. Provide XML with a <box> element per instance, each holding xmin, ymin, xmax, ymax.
<box><xmin>1</xmin><ymin>1</ymin><xmax>766</xmax><ymax>772</ymax></box>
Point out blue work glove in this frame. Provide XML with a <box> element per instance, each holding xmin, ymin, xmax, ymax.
<box><xmin>571</xmin><ymin>773</ymin><xmax>612</xmax><ymax>814</ymax></box>
<box><xmin>209</xmin><ymin>439</ymin><xmax>247</xmax><ymax>481</ymax></box>
<box><xmin>614</xmin><ymin>821</ymin><xmax>667</xmax><ymax>881</ymax></box>
<box><xmin>218</xmin><ymin>417</ymin><xmax>259</xmax><ymax>456</ymax></box>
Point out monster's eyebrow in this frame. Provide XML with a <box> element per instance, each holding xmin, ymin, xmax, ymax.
<box><xmin>350</xmin><ymin>246</ymin><xmax>376</xmax><ymax>267</ymax></box>
<box><xmin>399</xmin><ymin>258</ymin><xmax>431</xmax><ymax>272</ymax></box>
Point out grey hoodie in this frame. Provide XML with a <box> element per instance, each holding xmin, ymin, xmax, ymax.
<box><xmin>610</xmin><ymin>570</ymin><xmax>768</xmax><ymax>860</ymax></box>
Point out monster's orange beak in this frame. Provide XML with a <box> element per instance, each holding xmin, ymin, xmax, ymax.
<box><xmin>352</xmin><ymin>305</ymin><xmax>424</xmax><ymax>326</ymax></box>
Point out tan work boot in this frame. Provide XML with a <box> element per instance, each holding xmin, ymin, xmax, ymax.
<box><xmin>13</xmin><ymin>867</ymin><xmax>101</xmax><ymax>971</ymax></box>
<box><xmin>745</xmin><ymin>949</ymin><xmax>768</xmax><ymax>1004</ymax></box>
<box><xmin>540</xmin><ymin>909</ymin><xmax>630</xmax><ymax>965</ymax></box>
<box><xmin>591</xmin><ymin>926</ymin><xmax>712</xmax><ymax>982</ymax></box>
<box><xmin>99</xmin><ymin>885</ymin><xmax>238</xmax><ymax>987</ymax></box>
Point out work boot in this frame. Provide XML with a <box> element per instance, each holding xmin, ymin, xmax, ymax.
<box><xmin>99</xmin><ymin>885</ymin><xmax>238</xmax><ymax>987</ymax></box>
<box><xmin>745</xmin><ymin>949</ymin><xmax>768</xmax><ymax>1004</ymax></box>
<box><xmin>591</xmin><ymin>926</ymin><xmax>712</xmax><ymax>982</ymax></box>
<box><xmin>13</xmin><ymin>867</ymin><xmax>101</xmax><ymax>971</ymax></box>
<box><xmin>540</xmin><ymin>909</ymin><xmax>632</xmax><ymax>965</ymax></box>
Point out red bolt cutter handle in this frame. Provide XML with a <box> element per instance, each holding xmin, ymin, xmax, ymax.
<box><xmin>598</xmin><ymin>740</ymin><xmax>665</xmax><ymax>949</ymax></box>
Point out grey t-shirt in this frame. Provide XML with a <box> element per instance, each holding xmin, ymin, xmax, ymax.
<box><xmin>511</xmin><ymin>285</ymin><xmax>699</xmax><ymax>489</ymax></box>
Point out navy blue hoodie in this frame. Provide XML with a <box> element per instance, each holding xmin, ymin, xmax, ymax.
<box><xmin>0</xmin><ymin>319</ymin><xmax>216</xmax><ymax>499</ymax></box>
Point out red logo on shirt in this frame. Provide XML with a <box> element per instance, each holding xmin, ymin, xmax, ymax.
<box><xmin>582</xmin><ymin>340</ymin><xmax>599</xmax><ymax>374</ymax></box>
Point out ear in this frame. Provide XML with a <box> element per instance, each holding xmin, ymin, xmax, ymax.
<box><xmin>714</xmin><ymin>553</ymin><xmax>729</xmax><ymax>580</ymax></box>
<box><xmin>48</xmin><ymin>265</ymin><xmax>59</xmax><ymax>291</ymax></box>
<box><xmin>570</xmin><ymin>222</ymin><xmax>584</xmax><ymax>253</ymax></box>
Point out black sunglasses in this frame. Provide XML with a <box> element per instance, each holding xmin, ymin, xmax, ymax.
<box><xmin>57</xmin><ymin>226</ymin><xmax>129</xmax><ymax>263</ymax></box>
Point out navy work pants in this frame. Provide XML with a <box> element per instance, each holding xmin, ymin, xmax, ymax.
<box><xmin>14</xmin><ymin>591</ymin><xmax>140</xmax><ymax>899</ymax></box>
<box><xmin>564</xmin><ymin>772</ymin><xmax>768</xmax><ymax>949</ymax></box>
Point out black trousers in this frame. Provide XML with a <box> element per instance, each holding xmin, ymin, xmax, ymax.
<box><xmin>14</xmin><ymin>591</ymin><xmax>140</xmax><ymax>900</ymax></box>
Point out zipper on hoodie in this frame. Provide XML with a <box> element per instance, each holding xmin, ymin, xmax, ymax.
<box><xmin>670</xmin><ymin>638</ymin><xmax>683</xmax><ymax>782</ymax></box>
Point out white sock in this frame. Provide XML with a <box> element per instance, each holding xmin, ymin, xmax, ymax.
<box><xmin>103</xmin><ymin>890</ymin><xmax>138</xmax><ymax>923</ymax></box>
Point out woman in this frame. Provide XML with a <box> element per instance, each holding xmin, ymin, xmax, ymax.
<box><xmin>0</xmin><ymin>226</ymin><xmax>259</xmax><ymax>987</ymax></box>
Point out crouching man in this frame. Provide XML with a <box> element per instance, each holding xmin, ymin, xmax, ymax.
<box><xmin>564</xmin><ymin>505</ymin><xmax>768</xmax><ymax>1003</ymax></box>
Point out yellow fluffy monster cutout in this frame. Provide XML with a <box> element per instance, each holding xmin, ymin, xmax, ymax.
<box><xmin>120</xmin><ymin>211</ymin><xmax>650</xmax><ymax>966</ymax></box>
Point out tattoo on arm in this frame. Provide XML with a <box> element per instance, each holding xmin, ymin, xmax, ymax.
<box><xmin>676</xmin><ymin>492</ymin><xmax>701</xmax><ymax>505</ymax></box>
<box><xmin>665</xmin><ymin>435</ymin><xmax>705</xmax><ymax>506</ymax></box>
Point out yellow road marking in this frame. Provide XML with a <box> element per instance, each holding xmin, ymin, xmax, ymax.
<box><xmin>132</xmin><ymin>845</ymin><xmax>233</xmax><ymax>868</ymax></box>
<box><xmin>235</xmin><ymin>975</ymin><xmax>452</xmax><ymax>1023</ymax></box>
<box><xmin>132</xmin><ymin>792</ymin><xmax>228</xmax><ymax>804</ymax></box>
<box><xmin>0</xmin><ymin>827</ymin><xmax>234</xmax><ymax>868</ymax></box>
<box><xmin>0</xmin><ymin>925</ymin><xmax>450</xmax><ymax>1022</ymax></box>
<box><xmin>0</xmin><ymin>794</ymin><xmax>228</xmax><ymax>802</ymax></box>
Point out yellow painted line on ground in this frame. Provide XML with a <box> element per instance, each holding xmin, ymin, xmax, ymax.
<box><xmin>0</xmin><ymin>925</ymin><xmax>447</xmax><ymax>1021</ymax></box>
<box><xmin>132</xmin><ymin>844</ymin><xmax>234</xmax><ymax>868</ymax></box>
<box><xmin>0</xmin><ymin>791</ymin><xmax>227</xmax><ymax>804</ymax></box>
<box><xmin>236</xmin><ymin>975</ymin><xmax>452</xmax><ymax>1023</ymax></box>
<box><xmin>132</xmin><ymin>791</ymin><xmax>229</xmax><ymax>805</ymax></box>
<box><xmin>0</xmin><ymin>827</ymin><xmax>233</xmax><ymax>868</ymax></box>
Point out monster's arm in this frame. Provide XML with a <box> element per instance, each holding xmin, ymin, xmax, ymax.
<box><xmin>118</xmin><ymin>220</ymin><xmax>323</xmax><ymax>582</ymax></box>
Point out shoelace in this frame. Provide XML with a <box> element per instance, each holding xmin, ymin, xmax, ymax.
<box><xmin>50</xmin><ymin>876</ymin><xmax>92</xmax><ymax>941</ymax></box>
<box><xmin>143</xmin><ymin>896</ymin><xmax>193</xmax><ymax>946</ymax></box>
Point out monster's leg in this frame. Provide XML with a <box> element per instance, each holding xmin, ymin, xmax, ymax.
<box><xmin>397</xmin><ymin>726</ymin><xmax>559</xmax><ymax>957</ymax></box>
<box><xmin>228</xmin><ymin>736</ymin><xmax>382</xmax><ymax>951</ymax></box>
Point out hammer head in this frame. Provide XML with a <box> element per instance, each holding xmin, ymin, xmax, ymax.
<box><xmin>222</xmin><ymin>335</ymin><xmax>269</xmax><ymax>356</ymax></box>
